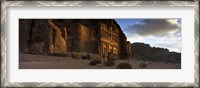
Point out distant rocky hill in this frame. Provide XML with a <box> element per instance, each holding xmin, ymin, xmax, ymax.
<box><xmin>131</xmin><ymin>42</ymin><xmax>181</xmax><ymax>64</ymax></box>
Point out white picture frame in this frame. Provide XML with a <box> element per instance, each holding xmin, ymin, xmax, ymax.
<box><xmin>1</xmin><ymin>0</ymin><xmax>199</xmax><ymax>88</ymax></box>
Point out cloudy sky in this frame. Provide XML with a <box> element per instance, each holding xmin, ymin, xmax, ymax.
<box><xmin>115</xmin><ymin>19</ymin><xmax>181</xmax><ymax>53</ymax></box>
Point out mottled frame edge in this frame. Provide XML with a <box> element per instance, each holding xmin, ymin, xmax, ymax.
<box><xmin>1</xmin><ymin>0</ymin><xmax>199</xmax><ymax>88</ymax></box>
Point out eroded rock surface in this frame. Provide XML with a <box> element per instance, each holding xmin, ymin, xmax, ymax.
<box><xmin>19</xmin><ymin>19</ymin><xmax>131</xmax><ymax>59</ymax></box>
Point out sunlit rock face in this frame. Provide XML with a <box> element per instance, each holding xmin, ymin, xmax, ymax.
<box><xmin>48</xmin><ymin>19</ymin><xmax>67</xmax><ymax>53</ymax></box>
<box><xmin>19</xmin><ymin>19</ymin><xmax>131</xmax><ymax>59</ymax></box>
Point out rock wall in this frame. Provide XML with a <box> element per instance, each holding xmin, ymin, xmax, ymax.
<box><xmin>77</xmin><ymin>23</ymin><xmax>99</xmax><ymax>54</ymax></box>
<box><xmin>19</xmin><ymin>19</ymin><xmax>34</xmax><ymax>53</ymax></box>
<box><xmin>48</xmin><ymin>19</ymin><xmax>67</xmax><ymax>53</ymax></box>
<box><xmin>19</xmin><ymin>19</ymin><xmax>131</xmax><ymax>59</ymax></box>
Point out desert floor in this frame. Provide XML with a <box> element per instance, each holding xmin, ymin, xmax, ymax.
<box><xmin>19</xmin><ymin>54</ymin><xmax>181</xmax><ymax>69</ymax></box>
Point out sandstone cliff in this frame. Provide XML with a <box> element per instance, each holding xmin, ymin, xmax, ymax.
<box><xmin>19</xmin><ymin>19</ymin><xmax>131</xmax><ymax>59</ymax></box>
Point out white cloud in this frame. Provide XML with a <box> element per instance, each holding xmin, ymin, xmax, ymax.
<box><xmin>142</xmin><ymin>34</ymin><xmax>181</xmax><ymax>52</ymax></box>
<box><xmin>127</xmin><ymin>33</ymin><xmax>144</xmax><ymax>43</ymax></box>
<box><xmin>126</xmin><ymin>32</ymin><xmax>181</xmax><ymax>52</ymax></box>
<box><xmin>124</xmin><ymin>19</ymin><xmax>181</xmax><ymax>53</ymax></box>
<box><xmin>154</xmin><ymin>36</ymin><xmax>181</xmax><ymax>52</ymax></box>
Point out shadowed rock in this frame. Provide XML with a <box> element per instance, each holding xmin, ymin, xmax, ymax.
<box><xmin>131</xmin><ymin>42</ymin><xmax>181</xmax><ymax>64</ymax></box>
<box><xmin>19</xmin><ymin>19</ymin><xmax>131</xmax><ymax>59</ymax></box>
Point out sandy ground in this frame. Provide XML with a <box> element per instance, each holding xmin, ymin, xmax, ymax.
<box><xmin>19</xmin><ymin>54</ymin><xmax>181</xmax><ymax>69</ymax></box>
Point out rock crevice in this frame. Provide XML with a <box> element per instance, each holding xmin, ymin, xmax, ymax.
<box><xmin>19</xmin><ymin>19</ymin><xmax>131</xmax><ymax>59</ymax></box>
